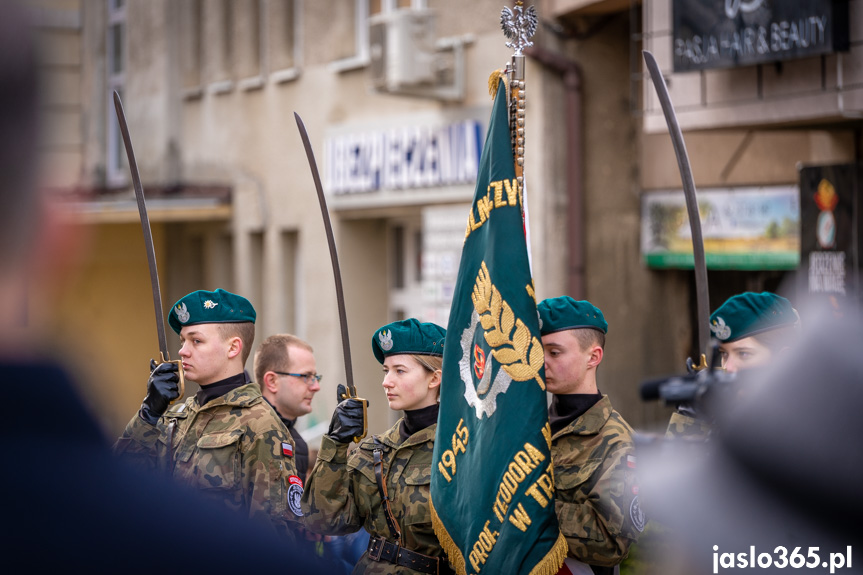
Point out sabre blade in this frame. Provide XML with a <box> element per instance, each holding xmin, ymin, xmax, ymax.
<box><xmin>114</xmin><ymin>91</ymin><xmax>184</xmax><ymax>399</ymax></box>
<box><xmin>113</xmin><ymin>92</ymin><xmax>170</xmax><ymax>358</ymax></box>
<box><xmin>294</xmin><ymin>112</ymin><xmax>356</xmax><ymax>396</ymax></box>
<box><xmin>642</xmin><ymin>51</ymin><xmax>711</xmax><ymax>360</ymax></box>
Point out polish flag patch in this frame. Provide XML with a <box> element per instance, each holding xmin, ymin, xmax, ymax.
<box><xmin>282</xmin><ymin>442</ymin><xmax>293</xmax><ymax>457</ymax></box>
<box><xmin>626</xmin><ymin>455</ymin><xmax>637</xmax><ymax>468</ymax></box>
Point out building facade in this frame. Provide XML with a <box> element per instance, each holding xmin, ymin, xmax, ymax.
<box><xmin>33</xmin><ymin>0</ymin><xmax>861</xmax><ymax>439</ymax></box>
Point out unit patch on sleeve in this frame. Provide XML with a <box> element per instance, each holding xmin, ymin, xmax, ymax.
<box><xmin>287</xmin><ymin>475</ymin><xmax>304</xmax><ymax>517</ymax></box>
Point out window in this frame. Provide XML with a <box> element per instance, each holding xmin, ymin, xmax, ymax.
<box><xmin>234</xmin><ymin>0</ymin><xmax>263</xmax><ymax>88</ymax></box>
<box><xmin>331</xmin><ymin>0</ymin><xmax>426</xmax><ymax>72</ymax></box>
<box><xmin>106</xmin><ymin>0</ymin><xmax>126</xmax><ymax>186</ymax></box>
<box><xmin>268</xmin><ymin>0</ymin><xmax>302</xmax><ymax>83</ymax></box>
<box><xmin>370</xmin><ymin>0</ymin><xmax>419</xmax><ymax>15</ymax></box>
<box><xmin>329</xmin><ymin>0</ymin><xmax>369</xmax><ymax>72</ymax></box>
<box><xmin>203</xmin><ymin>0</ymin><xmax>233</xmax><ymax>92</ymax></box>
<box><xmin>180</xmin><ymin>0</ymin><xmax>203</xmax><ymax>95</ymax></box>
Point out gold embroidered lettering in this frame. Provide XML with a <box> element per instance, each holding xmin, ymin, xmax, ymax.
<box><xmin>503</xmin><ymin>179</ymin><xmax>519</xmax><ymax>206</ymax></box>
<box><xmin>469</xmin><ymin>542</ymin><xmax>488</xmax><ymax>572</ymax></box>
<box><xmin>524</xmin><ymin>442</ymin><xmax>546</xmax><ymax>466</ymax></box>
<box><xmin>508</xmin><ymin>502</ymin><xmax>532</xmax><ymax>532</ymax></box>
<box><xmin>514</xmin><ymin>450</ymin><xmax>536</xmax><ymax>476</ymax></box>
<box><xmin>477</xmin><ymin>193</ymin><xmax>493</xmax><ymax>224</ymax></box>
<box><xmin>492</xmin><ymin>181</ymin><xmax>506</xmax><ymax>208</ymax></box>
<box><xmin>525</xmin><ymin>483</ymin><xmax>548</xmax><ymax>507</ymax></box>
<box><xmin>541</xmin><ymin>422</ymin><xmax>552</xmax><ymax>450</ymax></box>
<box><xmin>507</xmin><ymin>461</ymin><xmax>526</xmax><ymax>482</ymax></box>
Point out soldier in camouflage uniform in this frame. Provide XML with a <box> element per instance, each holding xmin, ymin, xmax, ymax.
<box><xmin>538</xmin><ymin>297</ymin><xmax>643</xmax><ymax>575</ymax></box>
<box><xmin>666</xmin><ymin>292</ymin><xmax>800</xmax><ymax>439</ymax></box>
<box><xmin>114</xmin><ymin>289</ymin><xmax>303</xmax><ymax>536</ymax></box>
<box><xmin>302</xmin><ymin>318</ymin><xmax>454</xmax><ymax>575</ymax></box>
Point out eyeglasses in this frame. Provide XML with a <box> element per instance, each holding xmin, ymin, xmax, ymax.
<box><xmin>273</xmin><ymin>371</ymin><xmax>323</xmax><ymax>385</ymax></box>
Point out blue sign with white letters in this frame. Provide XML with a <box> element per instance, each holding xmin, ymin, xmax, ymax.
<box><xmin>325</xmin><ymin>120</ymin><xmax>484</xmax><ymax>195</ymax></box>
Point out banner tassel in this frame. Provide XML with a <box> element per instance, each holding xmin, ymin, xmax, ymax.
<box><xmin>431</xmin><ymin>498</ymin><xmax>468</xmax><ymax>575</ymax></box>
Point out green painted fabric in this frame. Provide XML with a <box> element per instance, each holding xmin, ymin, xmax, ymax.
<box><xmin>302</xmin><ymin>421</ymin><xmax>447</xmax><ymax>574</ymax></box>
<box><xmin>372</xmin><ymin>318</ymin><xmax>446</xmax><ymax>364</ymax></box>
<box><xmin>551</xmin><ymin>396</ymin><xmax>643</xmax><ymax>566</ymax></box>
<box><xmin>113</xmin><ymin>382</ymin><xmax>301</xmax><ymax>537</ymax></box>
<box><xmin>430</xmin><ymin>78</ymin><xmax>566</xmax><ymax>575</ymax></box>
<box><xmin>168</xmin><ymin>288</ymin><xmax>256</xmax><ymax>334</ymax></box>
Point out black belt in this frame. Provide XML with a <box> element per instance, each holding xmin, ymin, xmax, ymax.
<box><xmin>367</xmin><ymin>535</ymin><xmax>453</xmax><ymax>575</ymax></box>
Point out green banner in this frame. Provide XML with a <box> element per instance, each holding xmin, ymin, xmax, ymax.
<box><xmin>430</xmin><ymin>79</ymin><xmax>566</xmax><ymax>575</ymax></box>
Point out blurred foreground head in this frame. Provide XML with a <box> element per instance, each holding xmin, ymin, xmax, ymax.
<box><xmin>641</xmin><ymin>298</ymin><xmax>863</xmax><ymax>574</ymax></box>
<box><xmin>0</xmin><ymin>2</ymin><xmax>83</xmax><ymax>354</ymax></box>
<box><xmin>0</xmin><ymin>0</ymin><xmax>39</xmax><ymax>273</ymax></box>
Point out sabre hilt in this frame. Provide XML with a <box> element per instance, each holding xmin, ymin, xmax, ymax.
<box><xmin>157</xmin><ymin>351</ymin><xmax>185</xmax><ymax>403</ymax></box>
<box><xmin>337</xmin><ymin>383</ymin><xmax>368</xmax><ymax>443</ymax></box>
<box><xmin>686</xmin><ymin>354</ymin><xmax>709</xmax><ymax>374</ymax></box>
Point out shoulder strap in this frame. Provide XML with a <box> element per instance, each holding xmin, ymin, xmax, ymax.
<box><xmin>372</xmin><ymin>438</ymin><xmax>402</xmax><ymax>543</ymax></box>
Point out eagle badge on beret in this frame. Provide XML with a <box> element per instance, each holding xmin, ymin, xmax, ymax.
<box><xmin>710</xmin><ymin>316</ymin><xmax>731</xmax><ymax>340</ymax></box>
<box><xmin>378</xmin><ymin>329</ymin><xmax>393</xmax><ymax>351</ymax></box>
<box><xmin>175</xmin><ymin>303</ymin><xmax>190</xmax><ymax>323</ymax></box>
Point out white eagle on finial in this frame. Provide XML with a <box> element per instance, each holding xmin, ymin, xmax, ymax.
<box><xmin>500</xmin><ymin>3</ymin><xmax>538</xmax><ymax>55</ymax></box>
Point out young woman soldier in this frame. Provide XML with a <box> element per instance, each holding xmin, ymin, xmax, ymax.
<box><xmin>302</xmin><ymin>318</ymin><xmax>454</xmax><ymax>575</ymax></box>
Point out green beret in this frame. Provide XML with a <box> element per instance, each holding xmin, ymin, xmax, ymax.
<box><xmin>537</xmin><ymin>296</ymin><xmax>607</xmax><ymax>335</ymax></box>
<box><xmin>372</xmin><ymin>318</ymin><xmax>446</xmax><ymax>364</ymax></box>
<box><xmin>168</xmin><ymin>289</ymin><xmax>256</xmax><ymax>334</ymax></box>
<box><xmin>709</xmin><ymin>292</ymin><xmax>796</xmax><ymax>343</ymax></box>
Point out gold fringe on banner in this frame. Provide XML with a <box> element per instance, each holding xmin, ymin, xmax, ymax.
<box><xmin>431</xmin><ymin>497</ymin><xmax>568</xmax><ymax>575</ymax></box>
<box><xmin>430</xmin><ymin>498</ymin><xmax>468</xmax><ymax>575</ymax></box>
<box><xmin>528</xmin><ymin>531</ymin><xmax>568</xmax><ymax>575</ymax></box>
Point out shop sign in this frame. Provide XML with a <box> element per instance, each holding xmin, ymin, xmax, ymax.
<box><xmin>673</xmin><ymin>0</ymin><xmax>849</xmax><ymax>72</ymax></box>
<box><xmin>326</xmin><ymin>120</ymin><xmax>483</xmax><ymax>195</ymax></box>
<box><xmin>641</xmin><ymin>186</ymin><xmax>800</xmax><ymax>269</ymax></box>
<box><xmin>799</xmin><ymin>164</ymin><xmax>861</xmax><ymax>308</ymax></box>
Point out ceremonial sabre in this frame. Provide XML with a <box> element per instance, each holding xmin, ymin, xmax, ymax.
<box><xmin>113</xmin><ymin>91</ymin><xmax>185</xmax><ymax>398</ymax></box>
<box><xmin>642</xmin><ymin>51</ymin><xmax>710</xmax><ymax>370</ymax></box>
<box><xmin>294</xmin><ymin>112</ymin><xmax>368</xmax><ymax>441</ymax></box>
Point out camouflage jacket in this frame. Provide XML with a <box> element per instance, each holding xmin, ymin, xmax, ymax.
<box><xmin>552</xmin><ymin>395</ymin><xmax>643</xmax><ymax>568</ymax></box>
<box><xmin>302</xmin><ymin>420</ymin><xmax>445</xmax><ymax>575</ymax></box>
<box><xmin>665</xmin><ymin>409</ymin><xmax>712</xmax><ymax>441</ymax></box>
<box><xmin>113</xmin><ymin>382</ymin><xmax>302</xmax><ymax>534</ymax></box>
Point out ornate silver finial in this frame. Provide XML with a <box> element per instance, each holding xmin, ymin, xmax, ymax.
<box><xmin>500</xmin><ymin>2</ymin><xmax>537</xmax><ymax>56</ymax></box>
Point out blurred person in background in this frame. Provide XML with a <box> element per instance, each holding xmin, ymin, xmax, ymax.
<box><xmin>666</xmin><ymin>292</ymin><xmax>800</xmax><ymax>440</ymax></box>
<box><xmin>641</xmin><ymin>298</ymin><xmax>862</xmax><ymax>574</ymax></box>
<box><xmin>254</xmin><ymin>333</ymin><xmax>321</xmax><ymax>481</ymax></box>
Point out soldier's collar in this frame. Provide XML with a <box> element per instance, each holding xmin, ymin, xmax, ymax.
<box><xmin>377</xmin><ymin>419</ymin><xmax>436</xmax><ymax>449</ymax></box>
<box><xmin>553</xmin><ymin>394</ymin><xmax>613</xmax><ymax>438</ymax></box>
<box><xmin>195</xmin><ymin>381</ymin><xmax>262</xmax><ymax>410</ymax></box>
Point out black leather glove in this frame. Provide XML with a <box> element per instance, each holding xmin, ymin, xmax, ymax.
<box><xmin>327</xmin><ymin>384</ymin><xmax>367</xmax><ymax>443</ymax></box>
<box><xmin>139</xmin><ymin>359</ymin><xmax>180</xmax><ymax>425</ymax></box>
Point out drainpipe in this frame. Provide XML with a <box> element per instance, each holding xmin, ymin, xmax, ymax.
<box><xmin>524</xmin><ymin>46</ymin><xmax>585</xmax><ymax>299</ymax></box>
